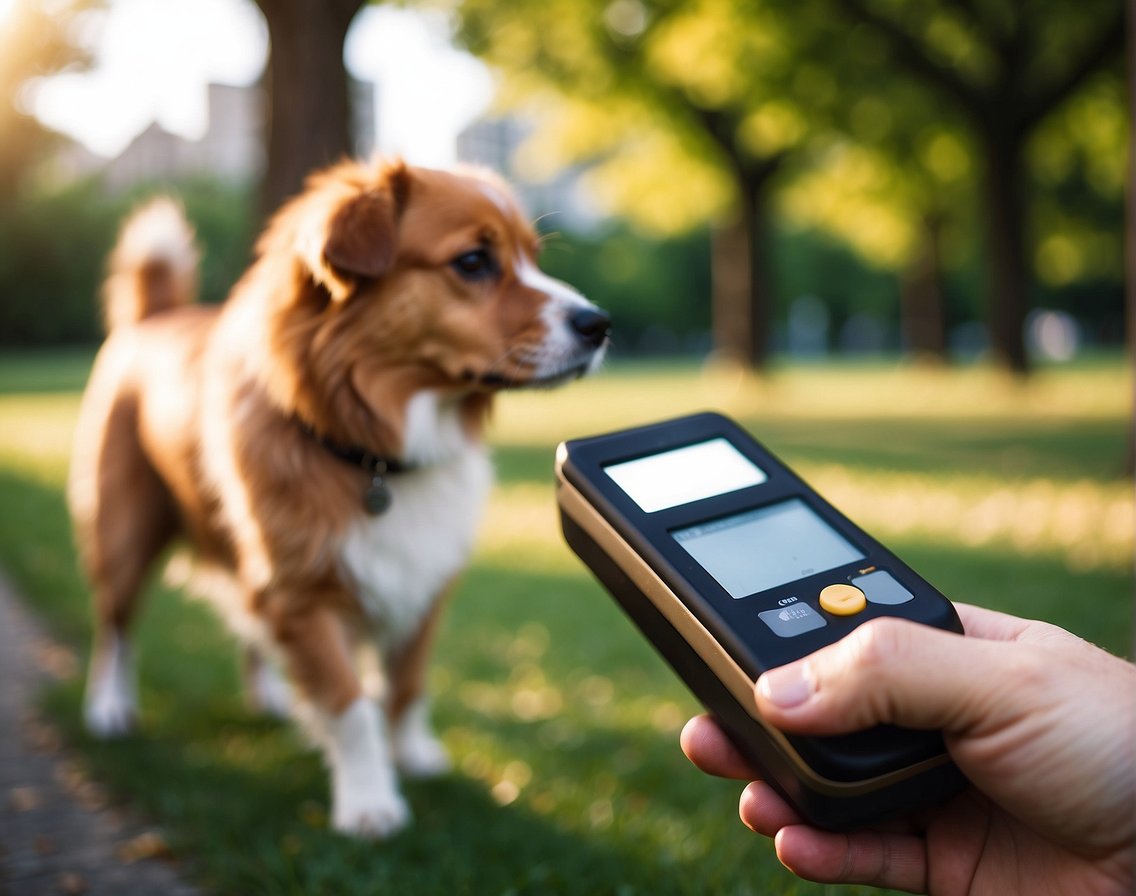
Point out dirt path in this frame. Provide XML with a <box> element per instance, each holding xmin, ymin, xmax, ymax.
<box><xmin>0</xmin><ymin>573</ymin><xmax>201</xmax><ymax>896</ymax></box>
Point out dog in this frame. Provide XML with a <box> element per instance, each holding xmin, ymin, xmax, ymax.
<box><xmin>67</xmin><ymin>158</ymin><xmax>609</xmax><ymax>837</ymax></box>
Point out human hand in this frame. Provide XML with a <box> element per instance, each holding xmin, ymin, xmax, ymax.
<box><xmin>681</xmin><ymin>603</ymin><xmax>1136</xmax><ymax>895</ymax></box>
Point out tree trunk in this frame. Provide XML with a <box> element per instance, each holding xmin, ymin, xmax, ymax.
<box><xmin>900</xmin><ymin>213</ymin><xmax>948</xmax><ymax>362</ymax></box>
<box><xmin>254</xmin><ymin>0</ymin><xmax>364</xmax><ymax>218</ymax></box>
<box><xmin>711</xmin><ymin>209</ymin><xmax>754</xmax><ymax>366</ymax></box>
<box><xmin>710</xmin><ymin>173</ymin><xmax>774</xmax><ymax>369</ymax></box>
<box><xmin>981</xmin><ymin>131</ymin><xmax>1030</xmax><ymax>374</ymax></box>
<box><xmin>1126</xmin><ymin>11</ymin><xmax>1134</xmax><ymax>477</ymax></box>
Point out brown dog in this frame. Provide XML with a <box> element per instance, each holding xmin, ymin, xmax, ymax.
<box><xmin>68</xmin><ymin>158</ymin><xmax>609</xmax><ymax>836</ymax></box>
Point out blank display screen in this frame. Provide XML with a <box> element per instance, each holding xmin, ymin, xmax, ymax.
<box><xmin>604</xmin><ymin>439</ymin><xmax>767</xmax><ymax>513</ymax></box>
<box><xmin>673</xmin><ymin>499</ymin><xmax>864</xmax><ymax>599</ymax></box>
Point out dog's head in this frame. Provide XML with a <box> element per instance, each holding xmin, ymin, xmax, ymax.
<box><xmin>257</xmin><ymin>158</ymin><xmax>609</xmax><ymax>452</ymax></box>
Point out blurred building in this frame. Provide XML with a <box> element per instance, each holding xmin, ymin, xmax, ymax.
<box><xmin>457</xmin><ymin>115</ymin><xmax>599</xmax><ymax>233</ymax></box>
<box><xmin>103</xmin><ymin>83</ymin><xmax>262</xmax><ymax>189</ymax></box>
<box><xmin>54</xmin><ymin>80</ymin><xmax>375</xmax><ymax>191</ymax></box>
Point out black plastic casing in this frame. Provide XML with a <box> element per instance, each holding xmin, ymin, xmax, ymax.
<box><xmin>556</xmin><ymin>412</ymin><xmax>967</xmax><ymax>831</ymax></box>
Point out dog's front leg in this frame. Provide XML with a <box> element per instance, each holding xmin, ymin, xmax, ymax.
<box><xmin>386</xmin><ymin>593</ymin><xmax>452</xmax><ymax>778</ymax></box>
<box><xmin>271</xmin><ymin>602</ymin><xmax>410</xmax><ymax>838</ymax></box>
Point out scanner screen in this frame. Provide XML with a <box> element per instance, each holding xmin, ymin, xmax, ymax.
<box><xmin>604</xmin><ymin>438</ymin><xmax>767</xmax><ymax>513</ymax></box>
<box><xmin>673</xmin><ymin>499</ymin><xmax>864</xmax><ymax>598</ymax></box>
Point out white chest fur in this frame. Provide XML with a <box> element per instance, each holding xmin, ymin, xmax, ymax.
<box><xmin>338</xmin><ymin>393</ymin><xmax>492</xmax><ymax>647</ymax></box>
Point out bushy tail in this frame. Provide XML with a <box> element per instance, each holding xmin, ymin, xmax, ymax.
<box><xmin>102</xmin><ymin>197</ymin><xmax>200</xmax><ymax>331</ymax></box>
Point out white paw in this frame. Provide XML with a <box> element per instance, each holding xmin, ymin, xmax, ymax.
<box><xmin>84</xmin><ymin>634</ymin><xmax>137</xmax><ymax>738</ymax></box>
<box><xmin>392</xmin><ymin>697</ymin><xmax>451</xmax><ymax>778</ymax></box>
<box><xmin>324</xmin><ymin>696</ymin><xmax>411</xmax><ymax>839</ymax></box>
<box><xmin>332</xmin><ymin>787</ymin><xmax>411</xmax><ymax>839</ymax></box>
<box><xmin>395</xmin><ymin>732</ymin><xmax>451</xmax><ymax>779</ymax></box>
<box><xmin>84</xmin><ymin>690</ymin><xmax>137</xmax><ymax>738</ymax></box>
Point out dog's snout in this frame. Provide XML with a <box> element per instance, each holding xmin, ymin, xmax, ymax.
<box><xmin>570</xmin><ymin>307</ymin><xmax>611</xmax><ymax>349</ymax></box>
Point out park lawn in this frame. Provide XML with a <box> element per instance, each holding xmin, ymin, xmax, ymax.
<box><xmin>0</xmin><ymin>349</ymin><xmax>1131</xmax><ymax>895</ymax></box>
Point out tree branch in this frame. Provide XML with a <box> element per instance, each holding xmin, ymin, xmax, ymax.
<box><xmin>834</xmin><ymin>0</ymin><xmax>985</xmax><ymax>115</ymax></box>
<box><xmin>1021</xmin><ymin>10</ymin><xmax>1124</xmax><ymax>133</ymax></box>
<box><xmin>689</xmin><ymin>105</ymin><xmax>786</xmax><ymax>190</ymax></box>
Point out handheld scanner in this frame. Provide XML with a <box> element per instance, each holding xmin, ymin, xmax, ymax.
<box><xmin>555</xmin><ymin>412</ymin><xmax>967</xmax><ymax>831</ymax></box>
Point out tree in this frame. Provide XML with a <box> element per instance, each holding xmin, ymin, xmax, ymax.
<box><xmin>826</xmin><ymin>0</ymin><xmax>1124</xmax><ymax>373</ymax></box>
<box><xmin>1126</xmin><ymin>6</ymin><xmax>1134</xmax><ymax>476</ymax></box>
<box><xmin>1130</xmin><ymin>6</ymin><xmax>1135</xmax><ymax>359</ymax></box>
<box><xmin>253</xmin><ymin>0</ymin><xmax>365</xmax><ymax>216</ymax></box>
<box><xmin>776</xmin><ymin>76</ymin><xmax>979</xmax><ymax>363</ymax></box>
<box><xmin>780</xmin><ymin>139</ymin><xmax>963</xmax><ymax>362</ymax></box>
<box><xmin>0</xmin><ymin>0</ymin><xmax>96</xmax><ymax>199</ymax></box>
<box><xmin>456</xmin><ymin>0</ymin><xmax>822</xmax><ymax>368</ymax></box>
<box><xmin>456</xmin><ymin>0</ymin><xmax>1122</xmax><ymax>372</ymax></box>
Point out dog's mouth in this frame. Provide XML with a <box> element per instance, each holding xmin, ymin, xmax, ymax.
<box><xmin>467</xmin><ymin>339</ymin><xmax>608</xmax><ymax>392</ymax></box>
<box><xmin>475</xmin><ymin>362</ymin><xmax>591</xmax><ymax>391</ymax></box>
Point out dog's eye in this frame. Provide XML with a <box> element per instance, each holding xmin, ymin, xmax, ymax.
<box><xmin>451</xmin><ymin>249</ymin><xmax>498</xmax><ymax>282</ymax></box>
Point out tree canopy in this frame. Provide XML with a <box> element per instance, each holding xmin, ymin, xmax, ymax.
<box><xmin>0</xmin><ymin>0</ymin><xmax>98</xmax><ymax>198</ymax></box>
<box><xmin>453</xmin><ymin>0</ymin><xmax>1125</xmax><ymax>371</ymax></box>
<box><xmin>459</xmin><ymin>0</ymin><xmax>837</xmax><ymax>366</ymax></box>
<box><xmin>819</xmin><ymin>0</ymin><xmax>1124</xmax><ymax>371</ymax></box>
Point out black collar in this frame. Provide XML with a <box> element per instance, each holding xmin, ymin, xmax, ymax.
<box><xmin>304</xmin><ymin>427</ymin><xmax>412</xmax><ymax>475</ymax></box>
<box><xmin>298</xmin><ymin>421</ymin><xmax>413</xmax><ymax>515</ymax></box>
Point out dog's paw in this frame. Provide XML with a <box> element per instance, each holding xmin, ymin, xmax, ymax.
<box><xmin>84</xmin><ymin>637</ymin><xmax>138</xmax><ymax>738</ymax></box>
<box><xmin>392</xmin><ymin>697</ymin><xmax>451</xmax><ymax>778</ymax></box>
<box><xmin>84</xmin><ymin>691</ymin><xmax>137</xmax><ymax>738</ymax></box>
<box><xmin>325</xmin><ymin>696</ymin><xmax>412</xmax><ymax>837</ymax></box>
<box><xmin>395</xmin><ymin>733</ymin><xmax>452</xmax><ymax>779</ymax></box>
<box><xmin>332</xmin><ymin>789</ymin><xmax>412</xmax><ymax>839</ymax></box>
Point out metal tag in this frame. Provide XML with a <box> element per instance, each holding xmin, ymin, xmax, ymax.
<box><xmin>363</xmin><ymin>477</ymin><xmax>391</xmax><ymax>515</ymax></box>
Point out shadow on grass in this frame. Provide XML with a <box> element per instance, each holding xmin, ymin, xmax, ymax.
<box><xmin>0</xmin><ymin>470</ymin><xmax>808</xmax><ymax>894</ymax></box>
<box><xmin>43</xmin><ymin>681</ymin><xmax>783</xmax><ymax>896</ymax></box>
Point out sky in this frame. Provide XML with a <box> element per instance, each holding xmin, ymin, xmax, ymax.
<box><xmin>24</xmin><ymin>0</ymin><xmax>495</xmax><ymax>167</ymax></box>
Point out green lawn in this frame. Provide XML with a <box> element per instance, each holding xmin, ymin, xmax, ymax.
<box><xmin>0</xmin><ymin>349</ymin><xmax>1131</xmax><ymax>895</ymax></box>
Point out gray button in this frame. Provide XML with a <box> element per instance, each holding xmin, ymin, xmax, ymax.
<box><xmin>759</xmin><ymin>602</ymin><xmax>827</xmax><ymax>638</ymax></box>
<box><xmin>852</xmin><ymin>570</ymin><xmax>914</xmax><ymax>605</ymax></box>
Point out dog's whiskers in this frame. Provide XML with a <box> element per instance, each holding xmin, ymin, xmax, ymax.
<box><xmin>480</xmin><ymin>342</ymin><xmax>539</xmax><ymax>382</ymax></box>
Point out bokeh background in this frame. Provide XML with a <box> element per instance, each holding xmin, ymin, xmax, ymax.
<box><xmin>0</xmin><ymin>0</ymin><xmax>1128</xmax><ymax>364</ymax></box>
<box><xmin>0</xmin><ymin>1</ymin><xmax>1131</xmax><ymax>894</ymax></box>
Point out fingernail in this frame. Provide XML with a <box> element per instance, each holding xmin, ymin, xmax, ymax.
<box><xmin>758</xmin><ymin>663</ymin><xmax>813</xmax><ymax>709</ymax></box>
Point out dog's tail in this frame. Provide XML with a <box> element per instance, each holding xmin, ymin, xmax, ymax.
<box><xmin>102</xmin><ymin>197</ymin><xmax>200</xmax><ymax>331</ymax></box>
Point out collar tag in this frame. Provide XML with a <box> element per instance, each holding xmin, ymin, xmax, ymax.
<box><xmin>297</xmin><ymin>420</ymin><xmax>411</xmax><ymax>515</ymax></box>
<box><xmin>363</xmin><ymin>474</ymin><xmax>392</xmax><ymax>515</ymax></box>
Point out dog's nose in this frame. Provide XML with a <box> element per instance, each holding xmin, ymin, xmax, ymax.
<box><xmin>570</xmin><ymin>307</ymin><xmax>611</xmax><ymax>349</ymax></box>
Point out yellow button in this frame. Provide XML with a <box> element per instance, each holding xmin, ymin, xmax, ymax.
<box><xmin>819</xmin><ymin>583</ymin><xmax>867</xmax><ymax>616</ymax></box>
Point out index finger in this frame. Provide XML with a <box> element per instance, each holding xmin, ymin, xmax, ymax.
<box><xmin>680</xmin><ymin>715</ymin><xmax>760</xmax><ymax>780</ymax></box>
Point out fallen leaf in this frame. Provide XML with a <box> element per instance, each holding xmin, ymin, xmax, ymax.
<box><xmin>8</xmin><ymin>786</ymin><xmax>40</xmax><ymax>812</ymax></box>
<box><xmin>116</xmin><ymin>831</ymin><xmax>171</xmax><ymax>864</ymax></box>
<box><xmin>34</xmin><ymin>835</ymin><xmax>57</xmax><ymax>855</ymax></box>
<box><xmin>58</xmin><ymin>871</ymin><xmax>88</xmax><ymax>894</ymax></box>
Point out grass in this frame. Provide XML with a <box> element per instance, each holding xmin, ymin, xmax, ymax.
<box><xmin>0</xmin><ymin>350</ymin><xmax>1131</xmax><ymax>895</ymax></box>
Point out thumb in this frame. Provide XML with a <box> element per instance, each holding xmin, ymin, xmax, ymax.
<box><xmin>754</xmin><ymin>616</ymin><xmax>1025</xmax><ymax>736</ymax></box>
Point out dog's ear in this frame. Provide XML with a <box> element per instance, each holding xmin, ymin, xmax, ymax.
<box><xmin>301</xmin><ymin>164</ymin><xmax>410</xmax><ymax>302</ymax></box>
<box><xmin>323</xmin><ymin>190</ymin><xmax>396</xmax><ymax>283</ymax></box>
